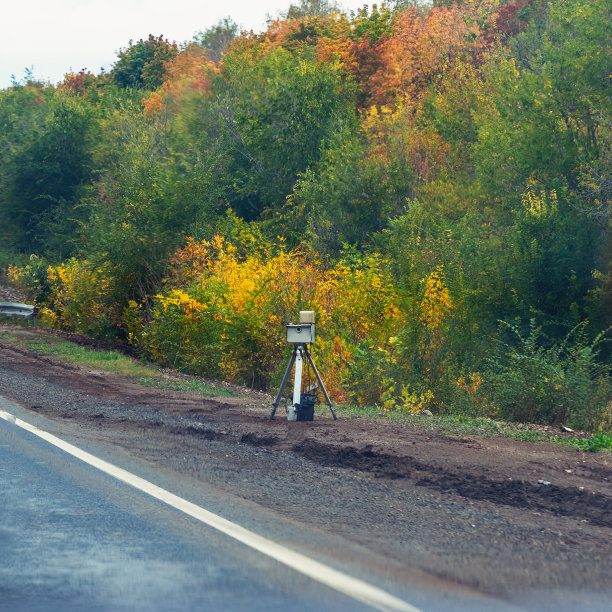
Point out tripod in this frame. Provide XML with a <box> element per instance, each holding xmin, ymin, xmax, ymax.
<box><xmin>270</xmin><ymin>343</ymin><xmax>336</xmax><ymax>420</ymax></box>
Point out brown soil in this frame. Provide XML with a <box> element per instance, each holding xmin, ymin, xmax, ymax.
<box><xmin>1</xmin><ymin>325</ymin><xmax>611</xmax><ymax>608</ymax></box>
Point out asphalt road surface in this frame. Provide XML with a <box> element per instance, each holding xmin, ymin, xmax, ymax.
<box><xmin>0</xmin><ymin>396</ymin><xmax>515</xmax><ymax>612</ymax></box>
<box><xmin>0</xmin><ymin>403</ymin><xmax>386</xmax><ymax>612</ymax></box>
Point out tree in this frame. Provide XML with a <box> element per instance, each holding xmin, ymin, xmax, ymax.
<box><xmin>0</xmin><ymin>82</ymin><xmax>53</xmax><ymax>248</ymax></box>
<box><xmin>193</xmin><ymin>17</ymin><xmax>239</xmax><ymax>64</ymax></box>
<box><xmin>82</xmin><ymin>102</ymin><xmax>221</xmax><ymax>308</ymax></box>
<box><xmin>3</xmin><ymin>92</ymin><xmax>96</xmax><ymax>257</ymax></box>
<box><xmin>111</xmin><ymin>35</ymin><xmax>179</xmax><ymax>89</ymax></box>
<box><xmin>283</xmin><ymin>0</ymin><xmax>339</xmax><ymax>20</ymax></box>
<box><xmin>185</xmin><ymin>45</ymin><xmax>356</xmax><ymax>220</ymax></box>
<box><xmin>366</xmin><ymin>3</ymin><xmax>489</xmax><ymax>107</ymax></box>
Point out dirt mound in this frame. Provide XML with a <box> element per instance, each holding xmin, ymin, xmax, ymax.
<box><xmin>416</xmin><ymin>474</ymin><xmax>611</xmax><ymax>527</ymax></box>
<box><xmin>283</xmin><ymin>438</ymin><xmax>612</xmax><ymax>527</ymax></box>
<box><xmin>291</xmin><ymin>439</ymin><xmax>428</xmax><ymax>478</ymax></box>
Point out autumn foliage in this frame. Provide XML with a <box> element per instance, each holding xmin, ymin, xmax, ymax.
<box><xmin>3</xmin><ymin>0</ymin><xmax>611</xmax><ymax>430</ymax></box>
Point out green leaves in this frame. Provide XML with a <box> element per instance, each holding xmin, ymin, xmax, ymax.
<box><xmin>111</xmin><ymin>35</ymin><xmax>179</xmax><ymax>90</ymax></box>
<box><xmin>2</xmin><ymin>92</ymin><xmax>96</xmax><ymax>257</ymax></box>
<box><xmin>197</xmin><ymin>45</ymin><xmax>356</xmax><ymax>219</ymax></box>
<box><xmin>483</xmin><ymin>320</ymin><xmax>612</xmax><ymax>429</ymax></box>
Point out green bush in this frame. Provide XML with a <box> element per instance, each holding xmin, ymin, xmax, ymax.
<box><xmin>483</xmin><ymin>320</ymin><xmax>612</xmax><ymax>430</ymax></box>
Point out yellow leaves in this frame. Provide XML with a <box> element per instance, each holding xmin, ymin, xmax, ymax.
<box><xmin>419</xmin><ymin>265</ymin><xmax>454</xmax><ymax>330</ymax></box>
<box><xmin>6</xmin><ymin>264</ymin><xmax>24</xmax><ymax>286</ymax></box>
<box><xmin>380</xmin><ymin>380</ymin><xmax>434</xmax><ymax>414</ymax></box>
<box><xmin>39</xmin><ymin>306</ymin><xmax>58</xmax><ymax>328</ymax></box>
<box><xmin>157</xmin><ymin>289</ymin><xmax>207</xmax><ymax>317</ymax></box>
<box><xmin>522</xmin><ymin>186</ymin><xmax>558</xmax><ymax>218</ymax></box>
<box><xmin>329</xmin><ymin>253</ymin><xmax>401</xmax><ymax>343</ymax></box>
<box><xmin>25</xmin><ymin>259</ymin><xmax>116</xmax><ymax>333</ymax></box>
<box><xmin>142</xmin><ymin>238</ymin><xmax>405</xmax><ymax>398</ymax></box>
<box><xmin>47</xmin><ymin>264</ymin><xmax>69</xmax><ymax>285</ymax></box>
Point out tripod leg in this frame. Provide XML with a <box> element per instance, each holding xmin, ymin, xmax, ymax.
<box><xmin>289</xmin><ymin>345</ymin><xmax>304</xmax><ymax>422</ymax></box>
<box><xmin>304</xmin><ymin>347</ymin><xmax>337</xmax><ymax>420</ymax></box>
<box><xmin>271</xmin><ymin>348</ymin><xmax>297</xmax><ymax>419</ymax></box>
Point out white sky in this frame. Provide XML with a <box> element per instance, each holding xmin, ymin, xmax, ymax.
<box><xmin>0</xmin><ymin>0</ymin><xmax>373</xmax><ymax>90</ymax></box>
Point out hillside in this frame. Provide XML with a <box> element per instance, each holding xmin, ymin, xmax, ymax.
<box><xmin>1</xmin><ymin>0</ymin><xmax>611</xmax><ymax>430</ymax></box>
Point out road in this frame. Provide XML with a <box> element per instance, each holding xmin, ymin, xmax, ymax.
<box><xmin>0</xmin><ymin>398</ymin><xmax>399</xmax><ymax>612</ymax></box>
<box><xmin>0</xmin><ymin>396</ymin><xmax>513</xmax><ymax>612</ymax></box>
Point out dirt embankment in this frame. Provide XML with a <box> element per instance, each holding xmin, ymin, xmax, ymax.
<box><xmin>0</xmin><ymin>326</ymin><xmax>611</xmax><ymax>604</ymax></box>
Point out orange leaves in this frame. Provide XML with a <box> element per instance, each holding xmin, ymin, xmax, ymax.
<box><xmin>142</xmin><ymin>91</ymin><xmax>164</xmax><ymax>116</ymax></box>
<box><xmin>367</xmin><ymin>5</ymin><xmax>491</xmax><ymax>108</ymax></box>
<box><xmin>316</xmin><ymin>34</ymin><xmax>355</xmax><ymax>71</ymax></box>
<box><xmin>457</xmin><ymin>374</ymin><xmax>484</xmax><ymax>395</ymax></box>
<box><xmin>262</xmin><ymin>3</ymin><xmax>496</xmax><ymax>114</ymax></box>
<box><xmin>455</xmin><ymin>373</ymin><xmax>489</xmax><ymax>416</ymax></box>
<box><xmin>142</xmin><ymin>48</ymin><xmax>216</xmax><ymax>117</ymax></box>
<box><xmin>139</xmin><ymin>3</ymin><xmax>495</xmax><ymax>140</ymax></box>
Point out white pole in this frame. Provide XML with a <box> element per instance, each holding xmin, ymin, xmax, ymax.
<box><xmin>289</xmin><ymin>345</ymin><xmax>303</xmax><ymax>421</ymax></box>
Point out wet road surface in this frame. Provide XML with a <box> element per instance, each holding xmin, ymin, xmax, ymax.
<box><xmin>0</xmin><ymin>405</ymin><xmax>387</xmax><ymax>612</ymax></box>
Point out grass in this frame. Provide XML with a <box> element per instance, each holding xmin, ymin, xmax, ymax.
<box><xmin>335</xmin><ymin>403</ymin><xmax>612</xmax><ymax>452</ymax></box>
<box><xmin>0</xmin><ymin>327</ymin><xmax>236</xmax><ymax>398</ymax></box>
<box><xmin>559</xmin><ymin>433</ymin><xmax>612</xmax><ymax>452</ymax></box>
<box><xmin>25</xmin><ymin>340</ymin><xmax>157</xmax><ymax>377</ymax></box>
<box><xmin>139</xmin><ymin>376</ymin><xmax>235</xmax><ymax>397</ymax></box>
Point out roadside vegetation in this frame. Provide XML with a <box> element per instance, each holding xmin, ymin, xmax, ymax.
<box><xmin>1</xmin><ymin>0</ymin><xmax>611</xmax><ymax>433</ymax></box>
<box><xmin>1</xmin><ymin>325</ymin><xmax>609</xmax><ymax>451</ymax></box>
<box><xmin>0</xmin><ymin>328</ymin><xmax>232</xmax><ymax>397</ymax></box>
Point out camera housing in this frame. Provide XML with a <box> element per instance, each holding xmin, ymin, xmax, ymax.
<box><xmin>286</xmin><ymin>323</ymin><xmax>315</xmax><ymax>344</ymax></box>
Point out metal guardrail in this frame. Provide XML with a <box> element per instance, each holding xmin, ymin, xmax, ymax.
<box><xmin>0</xmin><ymin>302</ymin><xmax>38</xmax><ymax>326</ymax></box>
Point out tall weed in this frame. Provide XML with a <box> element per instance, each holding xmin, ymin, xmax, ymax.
<box><xmin>483</xmin><ymin>320</ymin><xmax>611</xmax><ymax>430</ymax></box>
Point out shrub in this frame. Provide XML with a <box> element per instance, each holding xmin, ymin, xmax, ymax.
<box><xmin>483</xmin><ymin>320</ymin><xmax>612</xmax><ymax>430</ymax></box>
<box><xmin>7</xmin><ymin>255</ymin><xmax>53</xmax><ymax>305</ymax></box>
<box><xmin>8</xmin><ymin>257</ymin><xmax>117</xmax><ymax>339</ymax></box>
<box><xmin>130</xmin><ymin>236</ymin><xmax>405</xmax><ymax>395</ymax></box>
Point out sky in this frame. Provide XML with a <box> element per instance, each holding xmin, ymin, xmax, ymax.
<box><xmin>0</xmin><ymin>0</ymin><xmax>373</xmax><ymax>90</ymax></box>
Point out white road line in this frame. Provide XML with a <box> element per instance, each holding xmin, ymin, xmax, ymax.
<box><xmin>0</xmin><ymin>409</ymin><xmax>421</xmax><ymax>612</ymax></box>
